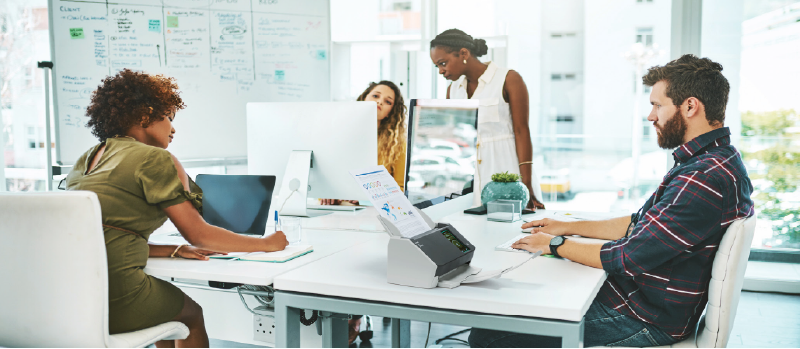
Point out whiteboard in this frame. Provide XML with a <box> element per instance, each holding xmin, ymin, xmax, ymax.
<box><xmin>48</xmin><ymin>0</ymin><xmax>331</xmax><ymax>165</ymax></box>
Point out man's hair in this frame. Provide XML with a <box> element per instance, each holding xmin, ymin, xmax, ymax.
<box><xmin>643</xmin><ymin>54</ymin><xmax>729</xmax><ymax>126</ymax></box>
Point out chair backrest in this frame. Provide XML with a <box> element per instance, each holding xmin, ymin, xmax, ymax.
<box><xmin>694</xmin><ymin>213</ymin><xmax>757</xmax><ymax>348</ymax></box>
<box><xmin>0</xmin><ymin>191</ymin><xmax>110</xmax><ymax>347</ymax></box>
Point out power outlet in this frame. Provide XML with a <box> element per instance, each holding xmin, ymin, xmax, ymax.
<box><xmin>253</xmin><ymin>305</ymin><xmax>276</xmax><ymax>344</ymax></box>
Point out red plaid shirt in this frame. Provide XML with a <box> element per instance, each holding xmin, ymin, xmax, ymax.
<box><xmin>598</xmin><ymin>127</ymin><xmax>754</xmax><ymax>339</ymax></box>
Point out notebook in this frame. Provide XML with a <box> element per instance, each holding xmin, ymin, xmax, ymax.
<box><xmin>209</xmin><ymin>244</ymin><xmax>313</xmax><ymax>263</ymax></box>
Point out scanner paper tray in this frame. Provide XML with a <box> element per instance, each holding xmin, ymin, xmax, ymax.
<box><xmin>436</xmin><ymin>251</ymin><xmax>541</xmax><ymax>289</ymax></box>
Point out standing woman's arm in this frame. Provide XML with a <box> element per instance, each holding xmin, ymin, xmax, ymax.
<box><xmin>504</xmin><ymin>70</ymin><xmax>544</xmax><ymax>209</ymax></box>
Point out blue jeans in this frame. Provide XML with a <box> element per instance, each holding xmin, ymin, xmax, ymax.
<box><xmin>468</xmin><ymin>301</ymin><xmax>679</xmax><ymax>347</ymax></box>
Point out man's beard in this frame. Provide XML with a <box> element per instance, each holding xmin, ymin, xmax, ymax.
<box><xmin>655</xmin><ymin>110</ymin><xmax>687</xmax><ymax>149</ymax></box>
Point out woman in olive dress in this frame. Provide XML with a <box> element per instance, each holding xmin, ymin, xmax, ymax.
<box><xmin>66</xmin><ymin>69</ymin><xmax>288</xmax><ymax>348</ymax></box>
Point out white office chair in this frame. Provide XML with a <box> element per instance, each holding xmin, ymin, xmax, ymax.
<box><xmin>0</xmin><ymin>191</ymin><xmax>189</xmax><ymax>348</ymax></box>
<box><xmin>591</xmin><ymin>213</ymin><xmax>758</xmax><ymax>348</ymax></box>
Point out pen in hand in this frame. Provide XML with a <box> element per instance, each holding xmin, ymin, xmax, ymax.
<box><xmin>274</xmin><ymin>210</ymin><xmax>280</xmax><ymax>233</ymax></box>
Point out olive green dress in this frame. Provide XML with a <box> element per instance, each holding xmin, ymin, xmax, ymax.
<box><xmin>65</xmin><ymin>137</ymin><xmax>203</xmax><ymax>334</ymax></box>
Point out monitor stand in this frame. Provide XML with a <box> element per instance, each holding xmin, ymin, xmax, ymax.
<box><xmin>275</xmin><ymin>150</ymin><xmax>364</xmax><ymax>217</ymax></box>
<box><xmin>275</xmin><ymin>150</ymin><xmax>312</xmax><ymax>217</ymax></box>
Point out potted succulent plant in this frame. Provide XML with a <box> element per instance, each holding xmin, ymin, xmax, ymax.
<box><xmin>480</xmin><ymin>171</ymin><xmax>530</xmax><ymax>206</ymax></box>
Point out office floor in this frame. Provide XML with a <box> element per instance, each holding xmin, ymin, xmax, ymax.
<box><xmin>207</xmin><ymin>291</ymin><xmax>799</xmax><ymax>348</ymax></box>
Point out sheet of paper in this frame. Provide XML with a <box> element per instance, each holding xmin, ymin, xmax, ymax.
<box><xmin>461</xmin><ymin>251</ymin><xmax>540</xmax><ymax>284</ymax></box>
<box><xmin>523</xmin><ymin>210</ymin><xmax>616</xmax><ymax>222</ymax></box>
<box><xmin>350</xmin><ymin>166</ymin><xmax>431</xmax><ymax>238</ymax></box>
<box><xmin>437</xmin><ymin>265</ymin><xmax>483</xmax><ymax>289</ymax></box>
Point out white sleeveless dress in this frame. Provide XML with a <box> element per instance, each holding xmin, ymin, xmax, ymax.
<box><xmin>450</xmin><ymin>61</ymin><xmax>543</xmax><ymax>206</ymax></box>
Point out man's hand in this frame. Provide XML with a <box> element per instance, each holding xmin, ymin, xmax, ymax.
<box><xmin>511</xmin><ymin>232</ymin><xmax>554</xmax><ymax>254</ymax></box>
<box><xmin>521</xmin><ymin>218</ymin><xmax>573</xmax><ymax>236</ymax></box>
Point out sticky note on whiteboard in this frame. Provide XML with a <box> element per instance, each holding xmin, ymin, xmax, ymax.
<box><xmin>274</xmin><ymin>70</ymin><xmax>285</xmax><ymax>81</ymax></box>
<box><xmin>69</xmin><ymin>28</ymin><xmax>84</xmax><ymax>39</ymax></box>
<box><xmin>149</xmin><ymin>19</ymin><xmax>161</xmax><ymax>33</ymax></box>
<box><xmin>167</xmin><ymin>16</ymin><xmax>179</xmax><ymax>28</ymax></box>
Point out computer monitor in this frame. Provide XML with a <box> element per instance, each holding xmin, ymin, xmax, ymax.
<box><xmin>246</xmin><ymin>102</ymin><xmax>379</xmax><ymax>216</ymax></box>
<box><xmin>405</xmin><ymin>99</ymin><xmax>479</xmax><ymax>207</ymax></box>
<box><xmin>195</xmin><ymin>174</ymin><xmax>276</xmax><ymax>235</ymax></box>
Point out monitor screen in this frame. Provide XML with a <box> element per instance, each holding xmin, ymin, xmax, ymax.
<box><xmin>405</xmin><ymin>99</ymin><xmax>479</xmax><ymax>206</ymax></box>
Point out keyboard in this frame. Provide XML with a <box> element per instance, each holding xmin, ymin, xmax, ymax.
<box><xmin>495</xmin><ymin>234</ymin><xmax>535</xmax><ymax>253</ymax></box>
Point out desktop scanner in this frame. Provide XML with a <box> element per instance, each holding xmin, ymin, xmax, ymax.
<box><xmin>378</xmin><ymin>208</ymin><xmax>535</xmax><ymax>289</ymax></box>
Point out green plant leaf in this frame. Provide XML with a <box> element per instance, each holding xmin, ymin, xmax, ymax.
<box><xmin>491</xmin><ymin>171</ymin><xmax>520</xmax><ymax>183</ymax></box>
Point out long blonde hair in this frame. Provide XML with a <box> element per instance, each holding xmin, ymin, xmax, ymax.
<box><xmin>357</xmin><ymin>81</ymin><xmax>407</xmax><ymax>174</ymax></box>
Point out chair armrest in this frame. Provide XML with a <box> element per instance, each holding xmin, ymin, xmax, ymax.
<box><xmin>106</xmin><ymin>321</ymin><xmax>189</xmax><ymax>348</ymax></box>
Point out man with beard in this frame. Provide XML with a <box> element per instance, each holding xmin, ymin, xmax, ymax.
<box><xmin>468</xmin><ymin>54</ymin><xmax>754</xmax><ymax>348</ymax></box>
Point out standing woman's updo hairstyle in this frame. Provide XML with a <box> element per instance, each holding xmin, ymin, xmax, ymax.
<box><xmin>357</xmin><ymin>81</ymin><xmax>407</xmax><ymax>173</ymax></box>
<box><xmin>429</xmin><ymin>29</ymin><xmax>489</xmax><ymax>57</ymax></box>
<box><xmin>86</xmin><ymin>68</ymin><xmax>186</xmax><ymax>142</ymax></box>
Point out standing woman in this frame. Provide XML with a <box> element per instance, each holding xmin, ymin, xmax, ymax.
<box><xmin>430</xmin><ymin>29</ymin><xmax>544</xmax><ymax>209</ymax></box>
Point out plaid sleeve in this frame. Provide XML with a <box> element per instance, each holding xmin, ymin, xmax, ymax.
<box><xmin>601</xmin><ymin>171</ymin><xmax>723</xmax><ymax>277</ymax></box>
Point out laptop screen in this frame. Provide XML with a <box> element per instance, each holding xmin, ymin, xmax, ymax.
<box><xmin>195</xmin><ymin>174</ymin><xmax>276</xmax><ymax>235</ymax></box>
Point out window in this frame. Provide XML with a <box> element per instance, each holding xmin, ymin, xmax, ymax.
<box><xmin>2</xmin><ymin>3</ymin><xmax>49</xmax><ymax>190</ymax></box>
<box><xmin>551</xmin><ymin>32</ymin><xmax>577</xmax><ymax>39</ymax></box>
<box><xmin>636</xmin><ymin>27</ymin><xmax>654</xmax><ymax>46</ymax></box>
<box><xmin>556</xmin><ymin>116</ymin><xmax>574</xmax><ymax>122</ymax></box>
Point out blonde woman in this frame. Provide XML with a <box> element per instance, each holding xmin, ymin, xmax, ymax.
<box><xmin>320</xmin><ymin>81</ymin><xmax>407</xmax><ymax>206</ymax></box>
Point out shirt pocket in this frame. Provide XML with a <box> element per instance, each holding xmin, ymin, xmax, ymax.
<box><xmin>478</xmin><ymin>98</ymin><xmax>501</xmax><ymax>124</ymax></box>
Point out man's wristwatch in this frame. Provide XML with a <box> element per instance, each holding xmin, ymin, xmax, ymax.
<box><xmin>549</xmin><ymin>236</ymin><xmax>567</xmax><ymax>258</ymax></box>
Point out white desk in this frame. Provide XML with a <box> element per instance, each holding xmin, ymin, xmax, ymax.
<box><xmin>145</xmin><ymin>229</ymin><xmax>382</xmax><ymax>286</ymax></box>
<box><xmin>273</xmin><ymin>211</ymin><xmax>611</xmax><ymax>348</ymax></box>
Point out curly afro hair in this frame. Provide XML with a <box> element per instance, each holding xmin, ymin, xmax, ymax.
<box><xmin>86</xmin><ymin>69</ymin><xmax>186</xmax><ymax>141</ymax></box>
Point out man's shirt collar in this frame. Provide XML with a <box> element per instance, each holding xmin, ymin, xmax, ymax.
<box><xmin>672</xmin><ymin>127</ymin><xmax>731</xmax><ymax>163</ymax></box>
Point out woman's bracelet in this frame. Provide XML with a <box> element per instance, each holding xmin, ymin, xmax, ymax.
<box><xmin>519</xmin><ymin>161</ymin><xmax>533</xmax><ymax>166</ymax></box>
<box><xmin>170</xmin><ymin>244</ymin><xmax>186</xmax><ymax>258</ymax></box>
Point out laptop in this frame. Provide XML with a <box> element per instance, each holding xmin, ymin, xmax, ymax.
<box><xmin>196</xmin><ymin>174</ymin><xmax>276</xmax><ymax>236</ymax></box>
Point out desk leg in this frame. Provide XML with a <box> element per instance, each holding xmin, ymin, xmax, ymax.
<box><xmin>275</xmin><ymin>295</ymin><xmax>301</xmax><ymax>348</ymax></box>
<box><xmin>390</xmin><ymin>318</ymin><xmax>410</xmax><ymax>348</ymax></box>
<box><xmin>320</xmin><ymin>312</ymin><xmax>348</xmax><ymax>348</ymax></box>
<box><xmin>561</xmin><ymin>319</ymin><xmax>584</xmax><ymax>348</ymax></box>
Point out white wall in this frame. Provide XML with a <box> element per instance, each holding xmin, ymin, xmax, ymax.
<box><xmin>330</xmin><ymin>0</ymin><xmax>382</xmax><ymax>42</ymax></box>
<box><xmin>540</xmin><ymin>0</ymin><xmax>584</xmax><ymax>136</ymax></box>
<box><xmin>702</xmin><ymin>0</ymin><xmax>744</xmax><ymax>143</ymax></box>
<box><xmin>583</xmin><ymin>0</ymin><xmax>672</xmax><ymax>151</ymax></box>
